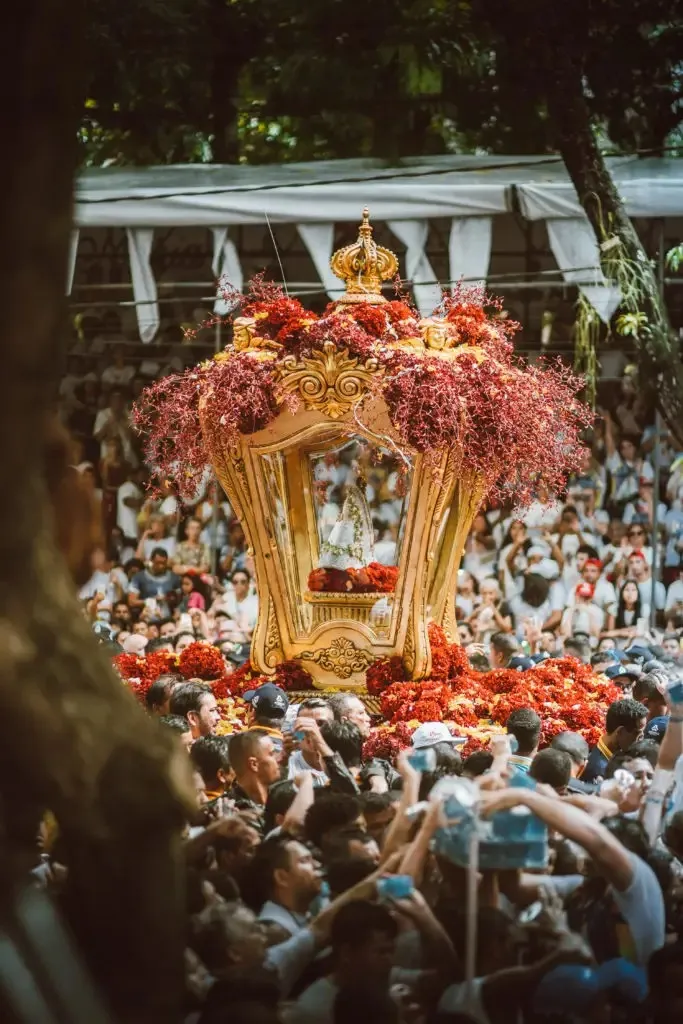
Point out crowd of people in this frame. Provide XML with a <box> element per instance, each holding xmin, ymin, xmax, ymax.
<box><xmin>35</xmin><ymin>648</ymin><xmax>683</xmax><ymax>1023</ymax></box>
<box><xmin>46</xmin><ymin>342</ymin><xmax>683</xmax><ymax>1021</ymax></box>
<box><xmin>63</xmin><ymin>345</ymin><xmax>683</xmax><ymax>673</ymax></box>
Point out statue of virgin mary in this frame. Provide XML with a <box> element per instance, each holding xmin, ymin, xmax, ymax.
<box><xmin>319</xmin><ymin>482</ymin><xmax>375</xmax><ymax>570</ymax></box>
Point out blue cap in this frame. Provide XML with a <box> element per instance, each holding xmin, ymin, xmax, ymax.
<box><xmin>624</xmin><ymin>645</ymin><xmax>652</xmax><ymax>665</ymax></box>
<box><xmin>509</xmin><ymin>655</ymin><xmax>536</xmax><ymax>671</ymax></box>
<box><xmin>242</xmin><ymin>682</ymin><xmax>289</xmax><ymax>719</ymax></box>
<box><xmin>533</xmin><ymin>966</ymin><xmax>599</xmax><ymax>1014</ymax></box>
<box><xmin>605</xmin><ymin>663</ymin><xmax>641</xmax><ymax>681</ymax></box>
<box><xmin>644</xmin><ymin>716</ymin><xmax>669</xmax><ymax>741</ymax></box>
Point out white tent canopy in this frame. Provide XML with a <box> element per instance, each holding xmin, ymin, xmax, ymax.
<box><xmin>70</xmin><ymin>155</ymin><xmax>683</xmax><ymax>339</ymax></box>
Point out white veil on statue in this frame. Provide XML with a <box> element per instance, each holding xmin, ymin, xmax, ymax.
<box><xmin>319</xmin><ymin>482</ymin><xmax>375</xmax><ymax>570</ymax></box>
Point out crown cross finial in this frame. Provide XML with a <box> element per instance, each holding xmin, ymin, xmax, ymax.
<box><xmin>330</xmin><ymin>207</ymin><xmax>399</xmax><ymax>305</ymax></box>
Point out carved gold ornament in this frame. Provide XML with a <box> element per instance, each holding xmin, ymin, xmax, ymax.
<box><xmin>331</xmin><ymin>208</ymin><xmax>398</xmax><ymax>305</ymax></box>
<box><xmin>300</xmin><ymin>637</ymin><xmax>375</xmax><ymax>679</ymax></box>
<box><xmin>232</xmin><ymin>316</ymin><xmax>283</xmax><ymax>360</ymax></box>
<box><xmin>275</xmin><ymin>340</ymin><xmax>382</xmax><ymax>419</ymax></box>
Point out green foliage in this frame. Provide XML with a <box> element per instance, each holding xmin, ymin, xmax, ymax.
<box><xmin>666</xmin><ymin>245</ymin><xmax>683</xmax><ymax>273</ymax></box>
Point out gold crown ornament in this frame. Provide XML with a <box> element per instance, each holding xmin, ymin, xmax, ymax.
<box><xmin>330</xmin><ymin>208</ymin><xmax>398</xmax><ymax>304</ymax></box>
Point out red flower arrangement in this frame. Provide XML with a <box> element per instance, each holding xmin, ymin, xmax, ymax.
<box><xmin>366</xmin><ymin>655</ymin><xmax>406</xmax><ymax>696</ymax></box>
<box><xmin>178</xmin><ymin>641</ymin><xmax>225</xmax><ymax>681</ymax></box>
<box><xmin>135</xmin><ymin>275</ymin><xmax>590</xmax><ymax>507</ymax></box>
<box><xmin>273</xmin><ymin>662</ymin><xmax>314</xmax><ymax>692</ymax></box>
<box><xmin>307</xmin><ymin>563</ymin><xmax>399</xmax><ymax>595</ymax></box>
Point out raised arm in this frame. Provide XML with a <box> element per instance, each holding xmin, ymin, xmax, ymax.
<box><xmin>482</xmin><ymin>787</ymin><xmax>634</xmax><ymax>891</ymax></box>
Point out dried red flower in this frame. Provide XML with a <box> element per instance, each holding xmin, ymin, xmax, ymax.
<box><xmin>366</xmin><ymin>656</ymin><xmax>406</xmax><ymax>696</ymax></box>
<box><xmin>178</xmin><ymin>642</ymin><xmax>225</xmax><ymax>681</ymax></box>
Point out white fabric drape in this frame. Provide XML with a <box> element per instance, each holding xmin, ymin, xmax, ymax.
<box><xmin>387</xmin><ymin>219</ymin><xmax>441</xmax><ymax>316</ymax></box>
<box><xmin>297</xmin><ymin>223</ymin><xmax>340</xmax><ymax>299</ymax></box>
<box><xmin>212</xmin><ymin>227</ymin><xmax>243</xmax><ymax>314</ymax></box>
<box><xmin>126</xmin><ymin>228</ymin><xmax>159</xmax><ymax>342</ymax></box>
<box><xmin>546</xmin><ymin>217</ymin><xmax>622</xmax><ymax>324</ymax></box>
<box><xmin>448</xmin><ymin>217</ymin><xmax>493</xmax><ymax>290</ymax></box>
<box><xmin>67</xmin><ymin>229</ymin><xmax>79</xmax><ymax>295</ymax></box>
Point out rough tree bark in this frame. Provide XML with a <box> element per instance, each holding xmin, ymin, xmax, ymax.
<box><xmin>544</xmin><ymin>64</ymin><xmax>683</xmax><ymax>444</ymax></box>
<box><xmin>0</xmin><ymin>4</ymin><xmax>192</xmax><ymax>1022</ymax></box>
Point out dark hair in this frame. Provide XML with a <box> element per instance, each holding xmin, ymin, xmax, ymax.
<box><xmin>577</xmin><ymin>544</ymin><xmax>600</xmax><ymax>560</ymax></box>
<box><xmin>190</xmin><ymin>902</ymin><xmax>258</xmax><ymax>973</ymax></box>
<box><xmin>591</xmin><ymin>650</ymin><xmax>617</xmax><ymax>667</ymax></box>
<box><xmin>191</xmin><ymin>735</ymin><xmax>231</xmax><ymax>787</ymax></box>
<box><xmin>231</xmin><ymin>569</ymin><xmax>251</xmax><ymax>584</ymax></box>
<box><xmin>330</xmin><ymin>900</ymin><xmax>397</xmax><ymax>951</ymax></box>
<box><xmin>170</xmin><ymin>681</ymin><xmax>213</xmax><ymax>719</ymax></box>
<box><xmin>228</xmin><ymin>730</ymin><xmax>271</xmax><ymax>777</ymax></box>
<box><xmin>462</xmin><ymin>750</ymin><xmax>494</xmax><ymax>777</ymax></box>
<box><xmin>264</xmin><ymin>780</ymin><xmax>297</xmax><ymax>835</ymax></box>
<box><xmin>145</xmin><ymin>674</ymin><xmax>177</xmax><ymax>711</ymax></box>
<box><xmin>490</xmin><ymin>632</ymin><xmax>519</xmax><ymax>666</ymax></box>
<box><xmin>299</xmin><ymin>696</ymin><xmax>332</xmax><ymax>716</ymax></box>
<box><xmin>253</xmin><ymin>714</ymin><xmax>286</xmax><ymax>730</ymax></box>
<box><xmin>564</xmin><ymin>636</ymin><xmax>592</xmax><ymax>662</ymax></box>
<box><xmin>506</xmin><ymin>708</ymin><xmax>541</xmax><ymax>755</ymax></box>
<box><xmin>602</xmin><ymin>815</ymin><xmax>650</xmax><ymax>862</ymax></box>
<box><xmin>359</xmin><ymin>792</ymin><xmax>394</xmax><ymax>817</ymax></box>
<box><xmin>605</xmin><ymin>698</ymin><xmax>647</xmax><ymax>735</ymax></box>
<box><xmin>433</xmin><ymin>741</ymin><xmax>463</xmax><ymax>773</ymax></box>
<box><xmin>333</xmin><ymin>983</ymin><xmax>399</xmax><ymax>1024</ymax></box>
<box><xmin>158</xmin><ymin>714</ymin><xmax>191</xmax><ymax>736</ymax></box>
<box><xmin>320</xmin><ymin>720</ymin><xmax>363</xmax><ymax>768</ymax></box>
<box><xmin>626</xmin><ymin>738</ymin><xmax>660</xmax><ymax>767</ymax></box>
<box><xmin>633</xmin><ymin>674</ymin><xmax>666</xmax><ymax>704</ymax></box>
<box><xmin>529</xmin><ymin>749</ymin><xmax>572</xmax><ymax>791</ymax></box>
<box><xmin>150</xmin><ymin>546</ymin><xmax>169</xmax><ymax>560</ymax></box>
<box><xmin>124</xmin><ymin>557</ymin><xmax>144</xmax><ymax>575</ymax></box>
<box><xmin>304</xmin><ymin>791</ymin><xmax>362</xmax><ymax>849</ymax></box>
<box><xmin>551</xmin><ymin>731</ymin><xmax>589</xmax><ymax>768</ymax></box>
<box><xmin>521</xmin><ymin>572</ymin><xmax>550</xmax><ymax>609</ymax></box>
<box><xmin>326</xmin><ymin>858</ymin><xmax>375</xmax><ymax>900</ymax></box>
<box><xmin>244</xmin><ymin>835</ymin><xmax>296</xmax><ymax>908</ymax></box>
<box><xmin>615</xmin><ymin>578</ymin><xmax>643</xmax><ymax>628</ymax></box>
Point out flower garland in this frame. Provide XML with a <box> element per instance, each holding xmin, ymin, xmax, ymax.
<box><xmin>307</xmin><ymin>563</ymin><xmax>399</xmax><ymax>594</ymax></box>
<box><xmin>114</xmin><ymin>635</ymin><xmax>612</xmax><ymax>754</ymax></box>
<box><xmin>134</xmin><ymin>280</ymin><xmax>590</xmax><ymax>505</ymax></box>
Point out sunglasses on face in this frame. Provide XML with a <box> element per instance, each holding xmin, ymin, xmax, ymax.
<box><xmin>628</xmin><ymin>530</ymin><xmax>645</xmax><ymax>537</ymax></box>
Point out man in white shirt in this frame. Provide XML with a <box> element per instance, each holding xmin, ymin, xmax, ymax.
<box><xmin>93</xmin><ymin>389</ymin><xmax>136</xmax><ymax>465</ymax></box>
<box><xmin>628</xmin><ymin>551</ymin><xmax>666</xmax><ymax>612</ymax></box>
<box><xmin>117</xmin><ymin>468</ymin><xmax>145</xmax><ymax>541</ymax></box>
<box><xmin>101</xmin><ymin>343</ymin><xmax>135</xmax><ymax>389</ymax></box>
<box><xmin>666</xmin><ymin>569</ymin><xmax>683</xmax><ymax>614</ymax></box>
<box><xmin>581</xmin><ymin>558</ymin><xmax>617</xmax><ymax>618</ymax></box>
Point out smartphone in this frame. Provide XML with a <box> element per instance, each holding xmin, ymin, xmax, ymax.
<box><xmin>668</xmin><ymin>680</ymin><xmax>683</xmax><ymax>705</ymax></box>
<box><xmin>407</xmin><ymin>748</ymin><xmax>437</xmax><ymax>772</ymax></box>
<box><xmin>377</xmin><ymin>875</ymin><xmax>413</xmax><ymax>901</ymax></box>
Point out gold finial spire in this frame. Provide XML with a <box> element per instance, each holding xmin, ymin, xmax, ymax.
<box><xmin>330</xmin><ymin>208</ymin><xmax>399</xmax><ymax>304</ymax></box>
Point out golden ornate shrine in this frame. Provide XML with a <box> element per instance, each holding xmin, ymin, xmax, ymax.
<box><xmin>199</xmin><ymin>210</ymin><xmax>488</xmax><ymax>689</ymax></box>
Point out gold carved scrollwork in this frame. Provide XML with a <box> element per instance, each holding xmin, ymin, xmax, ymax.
<box><xmin>232</xmin><ymin>316</ymin><xmax>283</xmax><ymax>360</ymax></box>
<box><xmin>275</xmin><ymin>341</ymin><xmax>382</xmax><ymax>420</ymax></box>
<box><xmin>300</xmin><ymin>637</ymin><xmax>374</xmax><ymax>679</ymax></box>
<box><xmin>403</xmin><ymin>614</ymin><xmax>416</xmax><ymax>675</ymax></box>
<box><xmin>264</xmin><ymin>600</ymin><xmax>283</xmax><ymax>667</ymax></box>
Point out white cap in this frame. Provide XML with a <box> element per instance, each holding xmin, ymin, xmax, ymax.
<box><xmin>529</xmin><ymin>557</ymin><xmax>560</xmax><ymax>580</ymax></box>
<box><xmin>123</xmin><ymin>634</ymin><xmax>148</xmax><ymax>655</ymax></box>
<box><xmin>411</xmin><ymin>722</ymin><xmax>460</xmax><ymax>749</ymax></box>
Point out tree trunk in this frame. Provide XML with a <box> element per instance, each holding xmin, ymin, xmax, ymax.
<box><xmin>0</xmin><ymin>4</ymin><xmax>192</xmax><ymax>1022</ymax></box>
<box><xmin>544</xmin><ymin>65</ymin><xmax>683</xmax><ymax>442</ymax></box>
